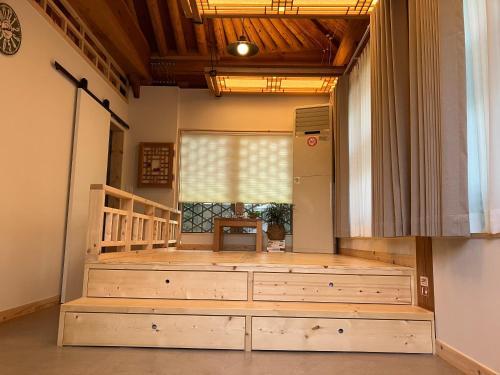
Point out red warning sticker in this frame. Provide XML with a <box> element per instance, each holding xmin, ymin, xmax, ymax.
<box><xmin>307</xmin><ymin>137</ymin><xmax>318</xmax><ymax>147</ymax></box>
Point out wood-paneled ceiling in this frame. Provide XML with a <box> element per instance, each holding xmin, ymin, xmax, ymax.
<box><xmin>66</xmin><ymin>0</ymin><xmax>369</xmax><ymax>96</ymax></box>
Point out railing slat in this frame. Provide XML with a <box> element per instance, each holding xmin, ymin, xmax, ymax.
<box><xmin>104</xmin><ymin>212</ymin><xmax>112</xmax><ymax>241</ymax></box>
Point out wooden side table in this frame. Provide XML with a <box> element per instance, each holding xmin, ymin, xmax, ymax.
<box><xmin>213</xmin><ymin>217</ymin><xmax>263</xmax><ymax>252</ymax></box>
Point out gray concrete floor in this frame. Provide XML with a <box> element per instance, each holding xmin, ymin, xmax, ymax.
<box><xmin>0</xmin><ymin>306</ymin><xmax>461</xmax><ymax>375</ymax></box>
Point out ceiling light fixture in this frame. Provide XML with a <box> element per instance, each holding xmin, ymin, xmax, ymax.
<box><xmin>181</xmin><ymin>0</ymin><xmax>376</xmax><ymax>20</ymax></box>
<box><xmin>227</xmin><ymin>19</ymin><xmax>259</xmax><ymax>57</ymax></box>
<box><xmin>205</xmin><ymin>68</ymin><xmax>340</xmax><ymax>96</ymax></box>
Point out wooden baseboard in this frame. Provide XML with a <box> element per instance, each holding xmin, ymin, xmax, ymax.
<box><xmin>338</xmin><ymin>248</ymin><xmax>416</xmax><ymax>268</ymax></box>
<box><xmin>436</xmin><ymin>340</ymin><xmax>499</xmax><ymax>375</ymax></box>
<box><xmin>0</xmin><ymin>295</ymin><xmax>60</xmax><ymax>324</ymax></box>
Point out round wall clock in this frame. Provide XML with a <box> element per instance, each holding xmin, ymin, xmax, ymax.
<box><xmin>0</xmin><ymin>2</ymin><xmax>22</xmax><ymax>55</ymax></box>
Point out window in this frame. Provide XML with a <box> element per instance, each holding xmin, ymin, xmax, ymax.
<box><xmin>180</xmin><ymin>132</ymin><xmax>293</xmax><ymax>233</ymax></box>
<box><xmin>348</xmin><ymin>41</ymin><xmax>372</xmax><ymax>237</ymax></box>
<box><xmin>464</xmin><ymin>0</ymin><xmax>500</xmax><ymax>233</ymax></box>
<box><xmin>181</xmin><ymin>203</ymin><xmax>292</xmax><ymax>234</ymax></box>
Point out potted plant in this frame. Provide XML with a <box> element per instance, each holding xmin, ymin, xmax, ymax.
<box><xmin>262</xmin><ymin>203</ymin><xmax>291</xmax><ymax>240</ymax></box>
<box><xmin>247</xmin><ymin>209</ymin><xmax>261</xmax><ymax>219</ymax></box>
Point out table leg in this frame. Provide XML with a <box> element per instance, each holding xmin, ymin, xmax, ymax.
<box><xmin>220</xmin><ymin>227</ymin><xmax>224</xmax><ymax>251</ymax></box>
<box><xmin>256</xmin><ymin>223</ymin><xmax>263</xmax><ymax>252</ymax></box>
<box><xmin>214</xmin><ymin>221</ymin><xmax>221</xmax><ymax>251</ymax></box>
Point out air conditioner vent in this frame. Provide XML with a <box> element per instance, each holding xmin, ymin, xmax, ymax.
<box><xmin>295</xmin><ymin>105</ymin><xmax>330</xmax><ymax>134</ymax></box>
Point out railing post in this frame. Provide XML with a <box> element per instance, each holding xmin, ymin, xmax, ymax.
<box><xmin>163</xmin><ymin>210</ymin><xmax>171</xmax><ymax>248</ymax></box>
<box><xmin>86</xmin><ymin>188</ymin><xmax>106</xmax><ymax>261</ymax></box>
<box><xmin>175</xmin><ymin>211</ymin><xmax>182</xmax><ymax>247</ymax></box>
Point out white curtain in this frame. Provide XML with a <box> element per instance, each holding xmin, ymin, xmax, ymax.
<box><xmin>464</xmin><ymin>0</ymin><xmax>500</xmax><ymax>233</ymax></box>
<box><xmin>180</xmin><ymin>132</ymin><xmax>293</xmax><ymax>204</ymax></box>
<box><xmin>348</xmin><ymin>42</ymin><xmax>372</xmax><ymax>237</ymax></box>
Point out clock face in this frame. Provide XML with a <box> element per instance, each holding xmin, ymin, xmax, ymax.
<box><xmin>0</xmin><ymin>3</ymin><xmax>22</xmax><ymax>55</ymax></box>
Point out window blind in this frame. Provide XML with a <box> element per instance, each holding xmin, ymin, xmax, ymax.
<box><xmin>180</xmin><ymin>132</ymin><xmax>293</xmax><ymax>204</ymax></box>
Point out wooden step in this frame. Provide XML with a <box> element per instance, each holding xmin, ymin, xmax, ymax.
<box><xmin>61</xmin><ymin>298</ymin><xmax>432</xmax><ymax>320</ymax></box>
<box><xmin>83</xmin><ymin>251</ymin><xmax>416</xmax><ymax>305</ymax></box>
<box><xmin>94</xmin><ymin>250</ymin><xmax>414</xmax><ymax>276</ymax></box>
<box><xmin>59</xmin><ymin>298</ymin><xmax>434</xmax><ymax>353</ymax></box>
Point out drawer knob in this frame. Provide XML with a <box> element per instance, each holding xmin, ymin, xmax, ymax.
<box><xmin>152</xmin><ymin>324</ymin><xmax>158</xmax><ymax>330</ymax></box>
<box><xmin>328</xmin><ymin>282</ymin><xmax>334</xmax><ymax>288</ymax></box>
<box><xmin>165</xmin><ymin>279</ymin><xmax>170</xmax><ymax>284</ymax></box>
<box><xmin>338</xmin><ymin>328</ymin><xmax>344</xmax><ymax>334</ymax></box>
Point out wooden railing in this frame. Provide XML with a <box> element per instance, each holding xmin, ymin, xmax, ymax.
<box><xmin>86</xmin><ymin>184</ymin><xmax>181</xmax><ymax>260</ymax></box>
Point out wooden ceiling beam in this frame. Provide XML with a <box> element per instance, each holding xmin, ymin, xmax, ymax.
<box><xmin>318</xmin><ymin>19</ymin><xmax>348</xmax><ymax>40</ymax></box>
<box><xmin>151</xmin><ymin>56</ymin><xmax>345</xmax><ymax>75</ymax></box>
<box><xmin>67</xmin><ymin>0</ymin><xmax>151</xmax><ymax>80</ymax></box>
<box><xmin>232</xmin><ymin>18</ymin><xmax>243</xmax><ymax>37</ymax></box>
<box><xmin>194</xmin><ymin>23</ymin><xmax>209</xmax><ymax>55</ymax></box>
<box><xmin>146</xmin><ymin>0</ymin><xmax>169</xmax><ymax>56</ymax></box>
<box><xmin>222</xmin><ymin>18</ymin><xmax>237</xmax><ymax>44</ymax></box>
<box><xmin>271</xmin><ymin>19</ymin><xmax>302</xmax><ymax>51</ymax></box>
<box><xmin>296</xmin><ymin>19</ymin><xmax>332</xmax><ymax>50</ymax></box>
<box><xmin>125</xmin><ymin>0</ymin><xmax>140</xmax><ymax>27</ymax></box>
<box><xmin>249</xmin><ymin>19</ymin><xmax>277</xmax><ymax>52</ymax></box>
<box><xmin>212</xmin><ymin>18</ymin><xmax>227</xmax><ymax>56</ymax></box>
<box><xmin>241</xmin><ymin>19</ymin><xmax>265</xmax><ymax>51</ymax></box>
<box><xmin>281</xmin><ymin>19</ymin><xmax>316</xmax><ymax>49</ymax></box>
<box><xmin>332</xmin><ymin>19</ymin><xmax>369</xmax><ymax>66</ymax></box>
<box><xmin>166</xmin><ymin>0</ymin><xmax>188</xmax><ymax>54</ymax></box>
<box><xmin>260</xmin><ymin>19</ymin><xmax>289</xmax><ymax>51</ymax></box>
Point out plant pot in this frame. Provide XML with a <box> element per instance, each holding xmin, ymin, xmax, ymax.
<box><xmin>267</xmin><ymin>223</ymin><xmax>286</xmax><ymax>240</ymax></box>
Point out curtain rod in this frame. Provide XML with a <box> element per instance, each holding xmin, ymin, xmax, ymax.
<box><xmin>344</xmin><ymin>25</ymin><xmax>370</xmax><ymax>76</ymax></box>
<box><xmin>53</xmin><ymin>61</ymin><xmax>130</xmax><ymax>130</ymax></box>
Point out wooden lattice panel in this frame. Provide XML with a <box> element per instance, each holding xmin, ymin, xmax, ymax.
<box><xmin>138</xmin><ymin>143</ymin><xmax>174</xmax><ymax>188</ymax></box>
<box><xmin>192</xmin><ymin>0</ymin><xmax>376</xmax><ymax>17</ymax></box>
<box><xmin>29</xmin><ymin>0</ymin><xmax>129</xmax><ymax>98</ymax></box>
<box><xmin>214</xmin><ymin>75</ymin><xmax>338</xmax><ymax>94</ymax></box>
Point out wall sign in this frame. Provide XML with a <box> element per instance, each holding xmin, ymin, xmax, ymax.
<box><xmin>0</xmin><ymin>3</ymin><xmax>22</xmax><ymax>55</ymax></box>
<box><xmin>307</xmin><ymin>136</ymin><xmax>318</xmax><ymax>147</ymax></box>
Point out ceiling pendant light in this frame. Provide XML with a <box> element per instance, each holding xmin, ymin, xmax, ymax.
<box><xmin>227</xmin><ymin>19</ymin><xmax>259</xmax><ymax>57</ymax></box>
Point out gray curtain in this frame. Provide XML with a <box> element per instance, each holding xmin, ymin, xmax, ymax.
<box><xmin>409</xmin><ymin>0</ymin><xmax>469</xmax><ymax>236</ymax></box>
<box><xmin>370</xmin><ymin>0</ymin><xmax>411</xmax><ymax>237</ymax></box>
<box><xmin>333</xmin><ymin>76</ymin><xmax>350</xmax><ymax>238</ymax></box>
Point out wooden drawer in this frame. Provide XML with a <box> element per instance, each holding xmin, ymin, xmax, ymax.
<box><xmin>62</xmin><ymin>312</ymin><xmax>245</xmax><ymax>349</ymax></box>
<box><xmin>252</xmin><ymin>317</ymin><xmax>433</xmax><ymax>353</ymax></box>
<box><xmin>87</xmin><ymin>269</ymin><xmax>248</xmax><ymax>300</ymax></box>
<box><xmin>253</xmin><ymin>272</ymin><xmax>412</xmax><ymax>304</ymax></box>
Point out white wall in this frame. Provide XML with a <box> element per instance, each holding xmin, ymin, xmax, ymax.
<box><xmin>124</xmin><ymin>86</ymin><xmax>180</xmax><ymax>207</ymax></box>
<box><xmin>179</xmin><ymin>89</ymin><xmax>328</xmax><ymax>132</ymax></box>
<box><xmin>0</xmin><ymin>0</ymin><xmax>128</xmax><ymax>312</ymax></box>
<box><xmin>433</xmin><ymin>238</ymin><xmax>500</xmax><ymax>372</ymax></box>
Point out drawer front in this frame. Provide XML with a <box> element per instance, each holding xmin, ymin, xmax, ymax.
<box><xmin>252</xmin><ymin>317</ymin><xmax>433</xmax><ymax>353</ymax></box>
<box><xmin>253</xmin><ymin>273</ymin><xmax>412</xmax><ymax>304</ymax></box>
<box><xmin>87</xmin><ymin>269</ymin><xmax>248</xmax><ymax>300</ymax></box>
<box><xmin>63</xmin><ymin>312</ymin><xmax>245</xmax><ymax>349</ymax></box>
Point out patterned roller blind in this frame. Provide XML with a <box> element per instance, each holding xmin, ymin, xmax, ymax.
<box><xmin>180</xmin><ymin>132</ymin><xmax>293</xmax><ymax>203</ymax></box>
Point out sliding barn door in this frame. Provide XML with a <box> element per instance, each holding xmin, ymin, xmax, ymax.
<box><xmin>61</xmin><ymin>89</ymin><xmax>110</xmax><ymax>302</ymax></box>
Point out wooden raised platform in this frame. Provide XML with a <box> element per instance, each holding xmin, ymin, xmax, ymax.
<box><xmin>59</xmin><ymin>250</ymin><xmax>434</xmax><ymax>353</ymax></box>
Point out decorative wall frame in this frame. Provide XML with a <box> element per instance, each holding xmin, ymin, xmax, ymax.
<box><xmin>138</xmin><ymin>142</ymin><xmax>174</xmax><ymax>188</ymax></box>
